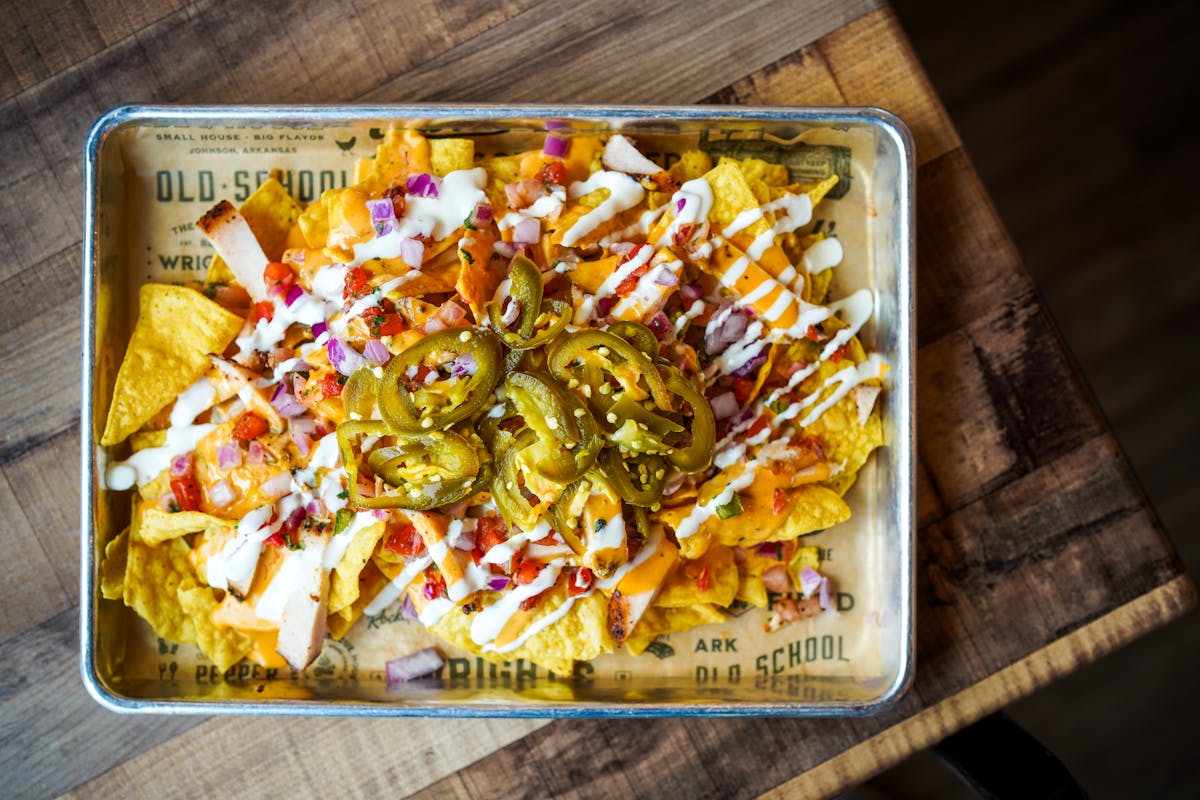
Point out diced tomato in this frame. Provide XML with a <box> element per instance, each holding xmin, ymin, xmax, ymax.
<box><xmin>264</xmin><ymin>530</ymin><xmax>285</xmax><ymax>548</ymax></box>
<box><xmin>318</xmin><ymin>372</ymin><xmax>344</xmax><ymax>397</ymax></box>
<box><xmin>696</xmin><ymin>564</ymin><xmax>711</xmax><ymax>592</ymax></box>
<box><xmin>537</xmin><ymin>160</ymin><xmax>566</xmax><ymax>186</ymax></box>
<box><xmin>829</xmin><ymin>343</ymin><xmax>851</xmax><ymax>363</ymax></box>
<box><xmin>263</xmin><ymin>261</ymin><xmax>295</xmax><ymax>296</ymax></box>
<box><xmin>804</xmin><ymin>325</ymin><xmax>821</xmax><ymax>342</ymax></box>
<box><xmin>519</xmin><ymin>588</ymin><xmax>550</xmax><ymax>611</ymax></box>
<box><xmin>773</xmin><ymin>487</ymin><xmax>787</xmax><ymax>515</ymax></box>
<box><xmin>343</xmin><ymin>267</ymin><xmax>371</xmax><ymax>300</ymax></box>
<box><xmin>232</xmin><ymin>412</ymin><xmax>268</xmax><ymax>441</ymax></box>
<box><xmin>616</xmin><ymin>266</ymin><xmax>649</xmax><ymax>295</ymax></box>
<box><xmin>513</xmin><ymin>558</ymin><xmax>543</xmax><ymax>586</ymax></box>
<box><xmin>422</xmin><ymin>567</ymin><xmax>447</xmax><ymax>600</ymax></box>
<box><xmin>672</xmin><ymin>223</ymin><xmax>695</xmax><ymax>248</ymax></box>
<box><xmin>567</xmin><ymin>567</ymin><xmax>594</xmax><ymax>597</ymax></box>
<box><xmin>473</xmin><ymin>516</ymin><xmax>508</xmax><ymax>563</ymax></box>
<box><xmin>169</xmin><ymin>476</ymin><xmax>202</xmax><ymax>511</ymax></box>
<box><xmin>383</xmin><ymin>523</ymin><xmax>425</xmax><ymax>556</ymax></box>
<box><xmin>533</xmin><ymin>529</ymin><xmax>558</xmax><ymax>546</ymax></box>
<box><xmin>384</xmin><ymin>185</ymin><xmax>406</xmax><ymax>218</ymax></box>
<box><xmin>746</xmin><ymin>415</ymin><xmax>769</xmax><ymax>438</ymax></box>
<box><xmin>732</xmin><ymin>377</ymin><xmax>754</xmax><ymax>405</ymax></box>
<box><xmin>252</xmin><ymin>301</ymin><xmax>274</xmax><ymax>323</ymax></box>
<box><xmin>412</xmin><ymin>363</ymin><xmax>434</xmax><ymax>385</ymax></box>
<box><xmin>363</xmin><ymin>306</ymin><xmax>406</xmax><ymax>337</ymax></box>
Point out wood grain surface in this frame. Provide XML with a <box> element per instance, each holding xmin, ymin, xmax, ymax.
<box><xmin>0</xmin><ymin>1</ymin><xmax>1192</xmax><ymax>798</ymax></box>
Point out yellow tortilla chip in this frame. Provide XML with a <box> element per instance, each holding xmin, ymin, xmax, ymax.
<box><xmin>735</xmin><ymin>157</ymin><xmax>790</xmax><ymax>188</ymax></box>
<box><xmin>123</xmin><ymin>535</ymin><xmax>200</xmax><ymax>645</ymax></box>
<box><xmin>703</xmin><ymin>160</ymin><xmax>762</xmax><ymax>227</ymax></box>
<box><xmin>177</xmin><ymin>585</ymin><xmax>253</xmax><ymax>671</ymax></box>
<box><xmin>328</xmin><ymin>560</ymin><xmax>389</xmax><ymax>640</ymax></box>
<box><xmin>429</xmin><ymin>586</ymin><xmax>613</xmax><ymax>677</ymax></box>
<box><xmin>100</xmin><ymin>284</ymin><xmax>243</xmax><ymax>446</ymax></box>
<box><xmin>365</xmin><ymin>129</ymin><xmax>432</xmax><ymax>193</ymax></box>
<box><xmin>137</xmin><ymin>506</ymin><xmax>226</xmax><ymax>544</ymax></box>
<box><xmin>668</xmin><ymin>150</ymin><xmax>712</xmax><ymax>183</ymax></box>
<box><xmin>100</xmin><ymin>528</ymin><xmax>129</xmax><ymax>600</ymax></box>
<box><xmin>789</xmin><ymin>544</ymin><xmax>821</xmax><ymax>576</ymax></box>
<box><xmin>798</xmin><ymin>348</ymin><xmax>885</xmax><ymax>496</ymax></box>
<box><xmin>655</xmin><ymin>544</ymin><xmax>738</xmax><ymax>608</ymax></box>
<box><xmin>430</xmin><ymin>138</ymin><xmax>475</xmax><ymax>176</ymax></box>
<box><xmin>771</xmin><ymin>485</ymin><xmax>851</xmax><ymax>539</ymax></box>
<box><xmin>129</xmin><ymin>429</ymin><xmax>167</xmax><ymax>452</ymax></box>
<box><xmin>625</xmin><ymin>604</ymin><xmax>726</xmax><ymax>656</ymax></box>
<box><xmin>329</xmin><ymin>520</ymin><xmax>386</xmax><ymax>616</ymax></box>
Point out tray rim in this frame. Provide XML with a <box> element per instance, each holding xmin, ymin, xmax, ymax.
<box><xmin>79</xmin><ymin>103</ymin><xmax>916</xmax><ymax>718</ymax></box>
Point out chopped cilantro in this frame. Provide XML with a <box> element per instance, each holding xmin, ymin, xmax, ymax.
<box><xmin>594</xmin><ymin>518</ymin><xmax>607</xmax><ymax>532</ymax></box>
<box><xmin>768</xmin><ymin>397</ymin><xmax>789</xmax><ymax>414</ymax></box>
<box><xmin>167</xmin><ymin>501</ymin><xmax>181</xmax><ymax>513</ymax></box>
<box><xmin>459</xmin><ymin>248</ymin><xmax>475</xmax><ymax>264</ymax></box>
<box><xmin>337</xmin><ymin>490</ymin><xmax>349</xmax><ymax>499</ymax></box>
<box><xmin>714</xmin><ymin>493</ymin><xmax>743</xmax><ymax>520</ymax></box>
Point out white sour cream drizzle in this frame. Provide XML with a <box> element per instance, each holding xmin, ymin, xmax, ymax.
<box><xmin>656</xmin><ymin>178</ymin><xmax>715</xmax><ymax>247</ymax></box>
<box><xmin>322</xmin><ymin>510</ymin><xmax>379</xmax><ymax>570</ymax></box>
<box><xmin>470</xmin><ymin>560</ymin><xmax>564</xmax><ymax>647</ymax></box>
<box><xmin>205</xmin><ymin>503</ymin><xmax>276</xmax><ymax>591</ymax></box>
<box><xmin>485</xmin><ymin>588</ymin><xmax>591</xmax><ymax>654</ymax></box>
<box><xmin>674</xmin><ymin>468</ymin><xmax>760</xmax><ymax>539</ymax></box>
<box><xmin>795</xmin><ymin>353</ymin><xmax>887</xmax><ymax>428</ymax></box>
<box><xmin>351</xmin><ymin>168</ymin><xmax>488</xmax><ymax>264</ymax></box>
<box><xmin>594</xmin><ymin>240</ymin><xmax>654</xmax><ymax>299</ymax></box>
<box><xmin>104</xmin><ymin>378</ymin><xmax>217</xmax><ymax>490</ymax></box>
<box><xmin>562</xmin><ymin>171</ymin><xmax>646</xmax><ymax>247</ymax></box>
<box><xmin>600</xmin><ymin>205</ymin><xmax>667</xmax><ymax>248</ymax></box>
<box><xmin>254</xmin><ymin>536</ymin><xmax>328</xmax><ymax>623</ymax></box>
<box><xmin>802</xmin><ymin>237</ymin><xmax>844</xmax><ymax>275</ymax></box>
<box><xmin>364</xmin><ymin>555</ymin><xmax>433</xmax><ymax>616</ymax></box>
<box><xmin>675</xmin><ymin>299</ymin><xmax>707</xmax><ymax>335</ymax></box>
<box><xmin>611</xmin><ymin>258</ymin><xmax>682</xmax><ymax>319</ymax></box>
<box><xmin>590</xmin><ymin>512</ymin><xmax>626</xmax><ymax>552</ymax></box>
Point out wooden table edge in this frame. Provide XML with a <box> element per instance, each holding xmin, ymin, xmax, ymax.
<box><xmin>756</xmin><ymin>573</ymin><xmax>1197</xmax><ymax>799</ymax></box>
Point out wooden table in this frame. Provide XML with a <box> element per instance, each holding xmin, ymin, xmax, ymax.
<box><xmin>0</xmin><ymin>1</ymin><xmax>1192</xmax><ymax>797</ymax></box>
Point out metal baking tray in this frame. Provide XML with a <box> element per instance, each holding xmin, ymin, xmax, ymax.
<box><xmin>80</xmin><ymin>105</ymin><xmax>915</xmax><ymax>717</ymax></box>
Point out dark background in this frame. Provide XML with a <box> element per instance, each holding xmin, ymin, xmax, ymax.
<box><xmin>852</xmin><ymin>1</ymin><xmax>1200</xmax><ymax>797</ymax></box>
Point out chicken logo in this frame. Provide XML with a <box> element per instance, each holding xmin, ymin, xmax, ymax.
<box><xmin>334</xmin><ymin>135</ymin><xmax>356</xmax><ymax>153</ymax></box>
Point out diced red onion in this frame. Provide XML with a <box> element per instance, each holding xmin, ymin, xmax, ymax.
<box><xmin>542</xmin><ymin>134</ymin><xmax>569</xmax><ymax>158</ymax></box>
<box><xmin>217</xmin><ymin>443</ymin><xmax>242</xmax><ymax>469</ymax></box>
<box><xmin>652</xmin><ymin>267</ymin><xmax>679</xmax><ymax>287</ymax></box>
<box><xmin>247</xmin><ymin>440</ymin><xmax>265</xmax><ymax>465</ymax></box>
<box><xmin>260</xmin><ymin>471</ymin><xmax>292</xmax><ymax>500</ymax></box>
<box><xmin>306</xmin><ymin>499</ymin><xmax>327</xmax><ymax>517</ymax></box>
<box><xmin>705</xmin><ymin>307</ymin><xmax>749</xmax><ymax>354</ymax></box>
<box><xmin>449</xmin><ymin>352</ymin><xmax>477</xmax><ymax>378</ymax></box>
<box><xmin>281</xmin><ymin>505</ymin><xmax>307</xmax><ymax>533</ymax></box>
<box><xmin>488</xmin><ymin>577</ymin><xmax>510</xmax><ymax>592</ymax></box>
<box><xmin>327</xmin><ymin>337</ymin><xmax>367</xmax><ymax>376</ymax></box>
<box><xmin>730</xmin><ymin>348</ymin><xmax>767</xmax><ymax>378</ymax></box>
<box><xmin>646</xmin><ymin>312</ymin><xmax>671</xmax><ymax>339</ymax></box>
<box><xmin>493</xmin><ymin>240</ymin><xmax>516</xmax><ymax>259</ymax></box>
<box><xmin>372</xmin><ymin>509</ymin><xmax>390</xmax><ymax>521</ymax></box>
<box><xmin>399</xmin><ymin>237</ymin><xmax>424</xmax><ymax>268</ymax></box>
<box><xmin>366</xmin><ymin>198</ymin><xmax>395</xmax><ymax>222</ymax></box>
<box><xmin>511</xmin><ymin>217</ymin><xmax>540</xmax><ymax>245</ymax></box>
<box><xmin>375</xmin><ymin>218</ymin><xmax>398</xmax><ymax>237</ymax></box>
<box><xmin>291</xmin><ymin>417</ymin><xmax>316</xmax><ymax>436</ymax></box>
<box><xmin>453</xmin><ymin>529</ymin><xmax>476</xmax><ymax>551</ymax></box>
<box><xmin>469</xmin><ymin>203</ymin><xmax>493</xmax><ymax>228</ymax></box>
<box><xmin>753</xmin><ymin>541</ymin><xmax>779</xmax><ymax>558</ymax></box>
<box><xmin>159</xmin><ymin>491</ymin><xmax>177</xmax><ymax>512</ymax></box>
<box><xmin>284</xmin><ymin>283</ymin><xmax>304</xmax><ymax>307</ymax></box>
<box><xmin>610</xmin><ymin>241</ymin><xmax>636</xmax><ymax>256</ymax></box>
<box><xmin>311</xmin><ymin>321</ymin><xmax>328</xmax><ymax>339</ymax></box>
<box><xmin>270</xmin><ymin>382</ymin><xmax>306</xmax><ymax>418</ymax></box>
<box><xmin>292</xmin><ymin>428</ymin><xmax>312</xmax><ymax>457</ymax></box>
<box><xmin>818</xmin><ymin>574</ymin><xmax>835</xmax><ymax>611</ymax></box>
<box><xmin>208</xmin><ymin>479</ymin><xmax>237</xmax><ymax>509</ymax></box>
<box><xmin>680</xmin><ymin>283</ymin><xmax>703</xmax><ymax>304</ymax></box>
<box><xmin>406</xmin><ymin>173</ymin><xmax>440</xmax><ymax>199</ymax></box>
<box><xmin>386</xmin><ymin>648</ymin><xmax>443</xmax><ymax>686</ymax></box>
<box><xmin>363</xmin><ymin>338</ymin><xmax>390</xmax><ymax>364</ymax></box>
<box><xmin>399</xmin><ymin>595</ymin><xmax>418</xmax><ymax>621</ymax></box>
<box><xmin>799</xmin><ymin>567</ymin><xmax>823</xmax><ymax>598</ymax></box>
<box><xmin>423</xmin><ymin>316</ymin><xmax>447</xmax><ymax>334</ymax></box>
<box><xmin>596</xmin><ymin>296</ymin><xmax>616</xmax><ymax>317</ymax></box>
<box><xmin>709</xmin><ymin>392</ymin><xmax>739</xmax><ymax>420</ymax></box>
<box><xmin>675</xmin><ymin>196</ymin><xmax>687</xmax><ymax>214</ymax></box>
<box><xmin>170</xmin><ymin>454</ymin><xmax>193</xmax><ymax>477</ymax></box>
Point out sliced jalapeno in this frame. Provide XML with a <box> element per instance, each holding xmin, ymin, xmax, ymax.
<box><xmin>504</xmin><ymin>371</ymin><xmax>601</xmax><ymax>484</ymax></box>
<box><xmin>488</xmin><ymin>257</ymin><xmax>572</xmax><ymax>351</ymax></box>
<box><xmin>598</xmin><ymin>448</ymin><xmax>667</xmax><ymax>507</ymax></box>
<box><xmin>607</xmin><ymin>320</ymin><xmax>658</xmax><ymax>358</ymax></box>
<box><xmin>491</xmin><ymin>429</ymin><xmax>544</xmax><ymax>532</ymax></box>
<box><xmin>377</xmin><ymin>327</ymin><xmax>501</xmax><ymax>433</ymax></box>
<box><xmin>336</xmin><ymin>420</ymin><xmax>483</xmax><ymax>509</ymax></box>
<box><xmin>548</xmin><ymin>329</ymin><xmax>674</xmax><ymax>412</ymax></box>
<box><xmin>662</xmin><ymin>369</ymin><xmax>715</xmax><ymax>473</ymax></box>
<box><xmin>342</xmin><ymin>365</ymin><xmax>380</xmax><ymax>420</ymax></box>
